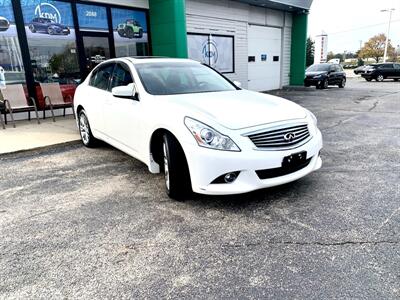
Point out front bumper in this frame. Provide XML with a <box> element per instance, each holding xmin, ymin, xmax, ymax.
<box><xmin>182</xmin><ymin>128</ymin><xmax>323</xmax><ymax>195</ymax></box>
<box><xmin>361</xmin><ymin>73</ymin><xmax>374</xmax><ymax>79</ymax></box>
<box><xmin>304</xmin><ymin>77</ymin><xmax>324</xmax><ymax>86</ymax></box>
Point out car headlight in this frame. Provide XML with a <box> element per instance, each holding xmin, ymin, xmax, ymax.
<box><xmin>305</xmin><ymin>109</ymin><xmax>317</xmax><ymax>126</ymax></box>
<box><xmin>184</xmin><ymin>117</ymin><xmax>240</xmax><ymax>152</ymax></box>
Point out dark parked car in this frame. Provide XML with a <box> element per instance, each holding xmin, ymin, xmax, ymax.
<box><xmin>354</xmin><ymin>65</ymin><xmax>368</xmax><ymax>75</ymax></box>
<box><xmin>361</xmin><ymin>63</ymin><xmax>400</xmax><ymax>82</ymax></box>
<box><xmin>304</xmin><ymin>63</ymin><xmax>346</xmax><ymax>89</ymax></box>
<box><xmin>28</xmin><ymin>18</ymin><xmax>70</xmax><ymax>35</ymax></box>
<box><xmin>0</xmin><ymin>16</ymin><xmax>10</xmax><ymax>32</ymax></box>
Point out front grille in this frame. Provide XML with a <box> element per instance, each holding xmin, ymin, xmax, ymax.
<box><xmin>247</xmin><ymin>124</ymin><xmax>310</xmax><ymax>149</ymax></box>
<box><xmin>256</xmin><ymin>157</ymin><xmax>313</xmax><ymax>179</ymax></box>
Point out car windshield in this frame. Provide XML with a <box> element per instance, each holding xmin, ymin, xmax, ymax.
<box><xmin>43</xmin><ymin>19</ymin><xmax>55</xmax><ymax>23</ymax></box>
<box><xmin>306</xmin><ymin>64</ymin><xmax>330</xmax><ymax>72</ymax></box>
<box><xmin>135</xmin><ymin>62</ymin><xmax>237</xmax><ymax>95</ymax></box>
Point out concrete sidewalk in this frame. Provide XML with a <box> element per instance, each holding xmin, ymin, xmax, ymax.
<box><xmin>0</xmin><ymin>115</ymin><xmax>80</xmax><ymax>155</ymax></box>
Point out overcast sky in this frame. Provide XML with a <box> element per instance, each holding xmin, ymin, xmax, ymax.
<box><xmin>308</xmin><ymin>0</ymin><xmax>400</xmax><ymax>53</ymax></box>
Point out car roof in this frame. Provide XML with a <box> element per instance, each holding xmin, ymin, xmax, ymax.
<box><xmin>124</xmin><ymin>57</ymin><xmax>200</xmax><ymax>65</ymax></box>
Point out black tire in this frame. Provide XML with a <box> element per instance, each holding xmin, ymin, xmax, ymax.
<box><xmin>117</xmin><ymin>29</ymin><xmax>125</xmax><ymax>37</ymax></box>
<box><xmin>29</xmin><ymin>25</ymin><xmax>36</xmax><ymax>33</ymax></box>
<box><xmin>365</xmin><ymin>78</ymin><xmax>372</xmax><ymax>82</ymax></box>
<box><xmin>304</xmin><ymin>83</ymin><xmax>310</xmax><ymax>87</ymax></box>
<box><xmin>339</xmin><ymin>78</ymin><xmax>346</xmax><ymax>88</ymax></box>
<box><xmin>322</xmin><ymin>79</ymin><xmax>329</xmax><ymax>89</ymax></box>
<box><xmin>162</xmin><ymin>133</ymin><xmax>192</xmax><ymax>200</ymax></box>
<box><xmin>138</xmin><ymin>29</ymin><xmax>143</xmax><ymax>38</ymax></box>
<box><xmin>126</xmin><ymin>27</ymin><xmax>134</xmax><ymax>39</ymax></box>
<box><xmin>78</xmin><ymin>110</ymin><xmax>97</xmax><ymax>148</ymax></box>
<box><xmin>47</xmin><ymin>27</ymin><xmax>53</xmax><ymax>35</ymax></box>
<box><xmin>394</xmin><ymin>79</ymin><xmax>399</xmax><ymax>82</ymax></box>
<box><xmin>376</xmin><ymin>74</ymin><xmax>384</xmax><ymax>82</ymax></box>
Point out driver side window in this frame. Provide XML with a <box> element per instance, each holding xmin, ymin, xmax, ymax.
<box><xmin>110</xmin><ymin>64</ymin><xmax>133</xmax><ymax>89</ymax></box>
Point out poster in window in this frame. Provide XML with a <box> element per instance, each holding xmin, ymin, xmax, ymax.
<box><xmin>0</xmin><ymin>0</ymin><xmax>26</xmax><ymax>85</ymax></box>
<box><xmin>111</xmin><ymin>8</ymin><xmax>149</xmax><ymax>57</ymax></box>
<box><xmin>188</xmin><ymin>34</ymin><xmax>234</xmax><ymax>73</ymax></box>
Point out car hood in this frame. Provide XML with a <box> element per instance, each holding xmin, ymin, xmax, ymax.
<box><xmin>163</xmin><ymin>90</ymin><xmax>307</xmax><ymax>130</ymax></box>
<box><xmin>49</xmin><ymin>23</ymin><xmax>67</xmax><ymax>28</ymax></box>
<box><xmin>305</xmin><ymin>71</ymin><xmax>328</xmax><ymax>76</ymax></box>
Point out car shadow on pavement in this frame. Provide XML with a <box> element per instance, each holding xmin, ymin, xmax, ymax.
<box><xmin>186</xmin><ymin>177</ymin><xmax>314</xmax><ymax>210</ymax></box>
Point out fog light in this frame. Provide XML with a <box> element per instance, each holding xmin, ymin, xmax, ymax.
<box><xmin>211</xmin><ymin>171</ymin><xmax>240</xmax><ymax>184</ymax></box>
<box><xmin>224</xmin><ymin>172</ymin><xmax>237</xmax><ymax>183</ymax></box>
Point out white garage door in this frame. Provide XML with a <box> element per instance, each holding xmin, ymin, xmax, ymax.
<box><xmin>248</xmin><ymin>25</ymin><xmax>282</xmax><ymax>91</ymax></box>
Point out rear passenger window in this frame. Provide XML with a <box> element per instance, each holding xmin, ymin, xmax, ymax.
<box><xmin>110</xmin><ymin>64</ymin><xmax>133</xmax><ymax>89</ymax></box>
<box><xmin>90</xmin><ymin>64</ymin><xmax>115</xmax><ymax>91</ymax></box>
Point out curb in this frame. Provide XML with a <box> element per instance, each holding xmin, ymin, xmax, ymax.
<box><xmin>0</xmin><ymin>140</ymin><xmax>82</xmax><ymax>158</ymax></box>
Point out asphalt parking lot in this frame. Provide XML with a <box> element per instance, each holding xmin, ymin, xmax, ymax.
<box><xmin>1</xmin><ymin>78</ymin><xmax>399</xmax><ymax>299</ymax></box>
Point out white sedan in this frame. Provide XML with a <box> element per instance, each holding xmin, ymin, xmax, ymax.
<box><xmin>74</xmin><ymin>58</ymin><xmax>322</xmax><ymax>199</ymax></box>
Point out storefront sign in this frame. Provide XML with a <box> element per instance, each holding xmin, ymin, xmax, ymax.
<box><xmin>34</xmin><ymin>3</ymin><xmax>61</xmax><ymax>23</ymax></box>
<box><xmin>77</xmin><ymin>4</ymin><xmax>108</xmax><ymax>31</ymax></box>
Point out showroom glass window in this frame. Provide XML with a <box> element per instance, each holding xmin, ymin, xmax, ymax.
<box><xmin>76</xmin><ymin>3</ymin><xmax>108</xmax><ymax>32</ymax></box>
<box><xmin>20</xmin><ymin>0</ymin><xmax>79</xmax><ymax>96</ymax></box>
<box><xmin>111</xmin><ymin>8</ymin><xmax>149</xmax><ymax>57</ymax></box>
<box><xmin>188</xmin><ymin>33</ymin><xmax>234</xmax><ymax>73</ymax></box>
<box><xmin>0</xmin><ymin>0</ymin><xmax>26</xmax><ymax>88</ymax></box>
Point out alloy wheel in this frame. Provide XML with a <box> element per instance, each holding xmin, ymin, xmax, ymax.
<box><xmin>79</xmin><ymin>114</ymin><xmax>90</xmax><ymax>145</ymax></box>
<box><xmin>377</xmin><ymin>75</ymin><xmax>384</xmax><ymax>82</ymax></box>
<box><xmin>163</xmin><ymin>143</ymin><xmax>170</xmax><ymax>191</ymax></box>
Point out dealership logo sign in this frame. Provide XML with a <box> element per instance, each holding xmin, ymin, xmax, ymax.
<box><xmin>35</xmin><ymin>3</ymin><xmax>61</xmax><ymax>23</ymax></box>
<box><xmin>202</xmin><ymin>38</ymin><xmax>219</xmax><ymax>67</ymax></box>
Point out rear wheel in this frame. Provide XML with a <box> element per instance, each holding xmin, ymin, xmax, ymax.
<box><xmin>339</xmin><ymin>78</ymin><xmax>346</xmax><ymax>88</ymax></box>
<box><xmin>376</xmin><ymin>74</ymin><xmax>384</xmax><ymax>82</ymax></box>
<box><xmin>78</xmin><ymin>110</ymin><xmax>97</xmax><ymax>148</ymax></box>
<box><xmin>162</xmin><ymin>134</ymin><xmax>192</xmax><ymax>200</ymax></box>
<box><xmin>29</xmin><ymin>25</ymin><xmax>36</xmax><ymax>33</ymax></box>
<box><xmin>47</xmin><ymin>27</ymin><xmax>54</xmax><ymax>35</ymax></box>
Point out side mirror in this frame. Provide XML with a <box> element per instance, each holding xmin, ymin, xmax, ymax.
<box><xmin>233</xmin><ymin>81</ymin><xmax>242</xmax><ymax>88</ymax></box>
<box><xmin>111</xmin><ymin>83</ymin><xmax>138</xmax><ymax>100</ymax></box>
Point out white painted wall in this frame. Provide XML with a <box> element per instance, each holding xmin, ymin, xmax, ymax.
<box><xmin>88</xmin><ymin>0</ymin><xmax>149</xmax><ymax>9</ymax></box>
<box><xmin>186</xmin><ymin>0</ymin><xmax>292</xmax><ymax>90</ymax></box>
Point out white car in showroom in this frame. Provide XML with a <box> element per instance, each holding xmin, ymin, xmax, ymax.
<box><xmin>74</xmin><ymin>58</ymin><xmax>322</xmax><ymax>199</ymax></box>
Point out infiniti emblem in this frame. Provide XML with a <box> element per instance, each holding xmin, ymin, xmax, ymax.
<box><xmin>283</xmin><ymin>132</ymin><xmax>295</xmax><ymax>142</ymax></box>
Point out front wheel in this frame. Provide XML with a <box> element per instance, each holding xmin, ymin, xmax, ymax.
<box><xmin>162</xmin><ymin>134</ymin><xmax>192</xmax><ymax>200</ymax></box>
<box><xmin>365</xmin><ymin>78</ymin><xmax>372</xmax><ymax>82</ymax></box>
<box><xmin>339</xmin><ymin>78</ymin><xmax>346</xmax><ymax>88</ymax></box>
<box><xmin>78</xmin><ymin>110</ymin><xmax>97</xmax><ymax>148</ymax></box>
<box><xmin>126</xmin><ymin>27</ymin><xmax>134</xmax><ymax>39</ymax></box>
<box><xmin>376</xmin><ymin>74</ymin><xmax>384</xmax><ymax>82</ymax></box>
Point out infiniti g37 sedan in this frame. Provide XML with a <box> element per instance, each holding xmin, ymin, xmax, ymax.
<box><xmin>74</xmin><ymin>58</ymin><xmax>323</xmax><ymax>200</ymax></box>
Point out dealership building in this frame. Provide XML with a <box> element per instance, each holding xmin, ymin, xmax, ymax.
<box><xmin>0</xmin><ymin>0</ymin><xmax>312</xmax><ymax>117</ymax></box>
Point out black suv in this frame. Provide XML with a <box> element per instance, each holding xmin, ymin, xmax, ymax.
<box><xmin>361</xmin><ymin>63</ymin><xmax>400</xmax><ymax>82</ymax></box>
<box><xmin>304</xmin><ymin>63</ymin><xmax>346</xmax><ymax>89</ymax></box>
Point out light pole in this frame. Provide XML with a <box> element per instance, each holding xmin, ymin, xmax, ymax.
<box><xmin>381</xmin><ymin>8</ymin><xmax>395</xmax><ymax>63</ymax></box>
